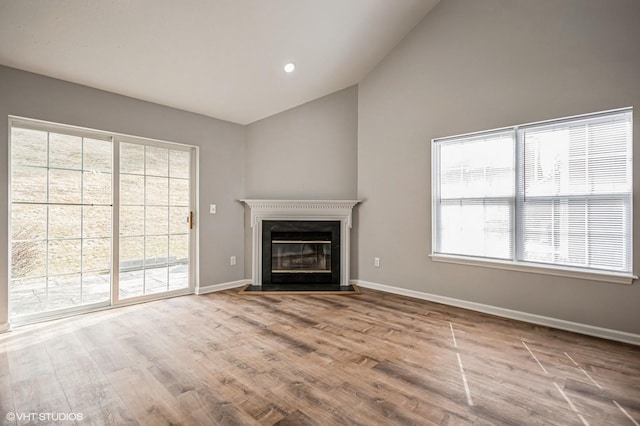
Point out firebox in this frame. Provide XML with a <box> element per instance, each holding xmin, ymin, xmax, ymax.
<box><xmin>262</xmin><ymin>220</ymin><xmax>340</xmax><ymax>285</ymax></box>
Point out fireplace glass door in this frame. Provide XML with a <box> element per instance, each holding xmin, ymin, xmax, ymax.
<box><xmin>272</xmin><ymin>240</ymin><xmax>331</xmax><ymax>274</ymax></box>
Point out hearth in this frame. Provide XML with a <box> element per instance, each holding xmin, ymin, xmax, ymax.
<box><xmin>262</xmin><ymin>220</ymin><xmax>340</xmax><ymax>285</ymax></box>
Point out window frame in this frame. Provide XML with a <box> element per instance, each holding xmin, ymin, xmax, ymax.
<box><xmin>8</xmin><ymin>115</ymin><xmax>199</xmax><ymax>325</ymax></box>
<box><xmin>431</xmin><ymin>108</ymin><xmax>636</xmax><ymax>285</ymax></box>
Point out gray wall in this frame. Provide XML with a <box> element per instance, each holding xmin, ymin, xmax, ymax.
<box><xmin>244</xmin><ymin>85</ymin><xmax>359</xmax><ymax>277</ymax></box>
<box><xmin>245</xmin><ymin>85</ymin><xmax>358</xmax><ymax>200</ymax></box>
<box><xmin>357</xmin><ymin>0</ymin><xmax>640</xmax><ymax>334</ymax></box>
<box><xmin>0</xmin><ymin>65</ymin><xmax>246</xmax><ymax>327</ymax></box>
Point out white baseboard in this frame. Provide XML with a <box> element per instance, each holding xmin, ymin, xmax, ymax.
<box><xmin>352</xmin><ymin>279</ymin><xmax>640</xmax><ymax>346</ymax></box>
<box><xmin>0</xmin><ymin>322</ymin><xmax>10</xmax><ymax>334</ymax></box>
<box><xmin>196</xmin><ymin>280</ymin><xmax>249</xmax><ymax>295</ymax></box>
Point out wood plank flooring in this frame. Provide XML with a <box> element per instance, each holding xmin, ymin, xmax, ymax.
<box><xmin>1</xmin><ymin>288</ymin><xmax>639</xmax><ymax>425</ymax></box>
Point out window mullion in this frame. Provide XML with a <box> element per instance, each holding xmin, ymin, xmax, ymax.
<box><xmin>45</xmin><ymin>131</ymin><xmax>51</xmax><ymax>308</ymax></box>
<box><xmin>513</xmin><ymin>128</ymin><xmax>520</xmax><ymax>262</ymax></box>
<box><xmin>112</xmin><ymin>137</ymin><xmax>120</xmax><ymax>305</ymax></box>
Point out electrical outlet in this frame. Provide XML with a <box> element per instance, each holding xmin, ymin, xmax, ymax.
<box><xmin>230</xmin><ymin>256</ymin><xmax>236</xmax><ymax>266</ymax></box>
<box><xmin>374</xmin><ymin>257</ymin><xmax>380</xmax><ymax>267</ymax></box>
<box><xmin>210</xmin><ymin>204</ymin><xmax>216</xmax><ymax>214</ymax></box>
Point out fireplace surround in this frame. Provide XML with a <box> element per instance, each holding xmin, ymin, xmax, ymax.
<box><xmin>263</xmin><ymin>220</ymin><xmax>340</xmax><ymax>285</ymax></box>
<box><xmin>241</xmin><ymin>200</ymin><xmax>360</xmax><ymax>288</ymax></box>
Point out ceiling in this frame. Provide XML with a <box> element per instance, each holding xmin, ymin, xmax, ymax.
<box><xmin>0</xmin><ymin>0</ymin><xmax>439</xmax><ymax>125</ymax></box>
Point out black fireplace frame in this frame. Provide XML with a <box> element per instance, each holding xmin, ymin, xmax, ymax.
<box><xmin>262</xmin><ymin>220</ymin><xmax>340</xmax><ymax>285</ymax></box>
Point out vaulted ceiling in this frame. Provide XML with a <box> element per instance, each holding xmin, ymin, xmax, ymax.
<box><xmin>0</xmin><ymin>0</ymin><xmax>439</xmax><ymax>124</ymax></box>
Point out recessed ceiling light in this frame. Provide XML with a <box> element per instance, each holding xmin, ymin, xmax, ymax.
<box><xmin>284</xmin><ymin>62</ymin><xmax>295</xmax><ymax>73</ymax></box>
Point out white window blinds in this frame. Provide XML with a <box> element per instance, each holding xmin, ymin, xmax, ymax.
<box><xmin>434</xmin><ymin>131</ymin><xmax>514</xmax><ymax>260</ymax></box>
<box><xmin>433</xmin><ymin>108</ymin><xmax>633</xmax><ymax>276</ymax></box>
<box><xmin>518</xmin><ymin>110</ymin><xmax>633</xmax><ymax>272</ymax></box>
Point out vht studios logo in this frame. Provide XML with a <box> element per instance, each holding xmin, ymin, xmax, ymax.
<box><xmin>6</xmin><ymin>411</ymin><xmax>84</xmax><ymax>422</ymax></box>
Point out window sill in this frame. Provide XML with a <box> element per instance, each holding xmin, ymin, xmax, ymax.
<box><xmin>430</xmin><ymin>254</ymin><xmax>637</xmax><ymax>285</ymax></box>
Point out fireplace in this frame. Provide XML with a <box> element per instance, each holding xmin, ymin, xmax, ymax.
<box><xmin>241</xmin><ymin>199</ymin><xmax>359</xmax><ymax>288</ymax></box>
<box><xmin>262</xmin><ymin>220</ymin><xmax>340</xmax><ymax>285</ymax></box>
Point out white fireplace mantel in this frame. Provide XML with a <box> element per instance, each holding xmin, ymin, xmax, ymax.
<box><xmin>240</xmin><ymin>199</ymin><xmax>360</xmax><ymax>286</ymax></box>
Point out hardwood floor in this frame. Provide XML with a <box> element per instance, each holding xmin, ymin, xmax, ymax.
<box><xmin>1</xmin><ymin>288</ymin><xmax>639</xmax><ymax>425</ymax></box>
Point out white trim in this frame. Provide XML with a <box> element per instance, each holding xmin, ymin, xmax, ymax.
<box><xmin>114</xmin><ymin>288</ymin><xmax>193</xmax><ymax>308</ymax></box>
<box><xmin>0</xmin><ymin>322</ymin><xmax>10</xmax><ymax>333</ymax></box>
<box><xmin>195</xmin><ymin>280</ymin><xmax>249</xmax><ymax>295</ymax></box>
<box><xmin>9</xmin><ymin>289</ymin><xmax>193</xmax><ymax>329</ymax></box>
<box><xmin>112</xmin><ymin>133</ymin><xmax>121</xmax><ymax>305</ymax></box>
<box><xmin>430</xmin><ymin>254</ymin><xmax>637</xmax><ymax>285</ymax></box>
<box><xmin>431</xmin><ymin>106</ymin><xmax>633</xmax><ymax>142</ymax></box>
<box><xmin>9</xmin><ymin>115</ymin><xmax>195</xmax><ymax>149</ymax></box>
<box><xmin>11</xmin><ymin>300</ymin><xmax>111</xmax><ymax>326</ymax></box>
<box><xmin>192</xmin><ymin>146</ymin><xmax>200</xmax><ymax>297</ymax></box>
<box><xmin>352</xmin><ymin>279</ymin><xmax>640</xmax><ymax>346</ymax></box>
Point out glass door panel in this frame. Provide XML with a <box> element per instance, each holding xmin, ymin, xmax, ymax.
<box><xmin>9</xmin><ymin>126</ymin><xmax>112</xmax><ymax>319</ymax></box>
<box><xmin>119</xmin><ymin>142</ymin><xmax>191</xmax><ymax>299</ymax></box>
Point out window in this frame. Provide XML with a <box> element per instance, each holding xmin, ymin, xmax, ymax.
<box><xmin>434</xmin><ymin>130</ymin><xmax>515</xmax><ymax>260</ymax></box>
<box><xmin>432</xmin><ymin>108</ymin><xmax>633</xmax><ymax>281</ymax></box>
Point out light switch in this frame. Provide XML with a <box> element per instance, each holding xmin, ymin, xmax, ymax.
<box><xmin>210</xmin><ymin>204</ymin><xmax>216</xmax><ymax>214</ymax></box>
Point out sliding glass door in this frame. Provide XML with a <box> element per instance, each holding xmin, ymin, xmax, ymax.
<box><xmin>9</xmin><ymin>119</ymin><xmax>195</xmax><ymax>322</ymax></box>
<box><xmin>118</xmin><ymin>141</ymin><xmax>192</xmax><ymax>300</ymax></box>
